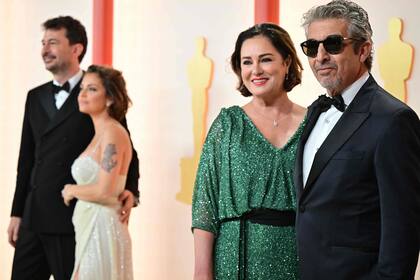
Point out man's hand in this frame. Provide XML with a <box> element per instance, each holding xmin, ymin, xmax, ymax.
<box><xmin>7</xmin><ymin>217</ymin><xmax>22</xmax><ymax>247</ymax></box>
<box><xmin>118</xmin><ymin>190</ymin><xmax>134</xmax><ymax>224</ymax></box>
<box><xmin>62</xmin><ymin>184</ymin><xmax>75</xmax><ymax>206</ymax></box>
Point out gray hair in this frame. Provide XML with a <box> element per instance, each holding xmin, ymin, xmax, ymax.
<box><xmin>302</xmin><ymin>0</ymin><xmax>373</xmax><ymax>70</ymax></box>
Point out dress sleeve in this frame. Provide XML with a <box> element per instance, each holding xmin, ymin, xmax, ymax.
<box><xmin>191</xmin><ymin>110</ymin><xmax>226</xmax><ymax>235</ymax></box>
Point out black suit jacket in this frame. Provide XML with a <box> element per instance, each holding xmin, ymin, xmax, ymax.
<box><xmin>11</xmin><ymin>79</ymin><xmax>140</xmax><ymax>234</ymax></box>
<box><xmin>294</xmin><ymin>75</ymin><xmax>420</xmax><ymax>279</ymax></box>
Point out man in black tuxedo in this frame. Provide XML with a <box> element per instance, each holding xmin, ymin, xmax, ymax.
<box><xmin>294</xmin><ymin>1</ymin><xmax>420</xmax><ymax>279</ymax></box>
<box><xmin>7</xmin><ymin>16</ymin><xmax>140</xmax><ymax>280</ymax></box>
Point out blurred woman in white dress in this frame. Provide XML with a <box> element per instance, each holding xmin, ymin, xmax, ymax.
<box><xmin>62</xmin><ymin>65</ymin><xmax>133</xmax><ymax>280</ymax></box>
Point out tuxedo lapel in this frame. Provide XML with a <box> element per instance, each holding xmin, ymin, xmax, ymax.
<box><xmin>39</xmin><ymin>83</ymin><xmax>58</xmax><ymax>119</ymax></box>
<box><xmin>295</xmin><ymin>102</ymin><xmax>325</xmax><ymax>197</ymax></box>
<box><xmin>43</xmin><ymin>81</ymin><xmax>81</xmax><ymax>135</ymax></box>
<box><xmin>303</xmin><ymin>111</ymin><xmax>369</xmax><ymax>192</ymax></box>
<box><xmin>302</xmin><ymin>76</ymin><xmax>377</xmax><ymax>196</ymax></box>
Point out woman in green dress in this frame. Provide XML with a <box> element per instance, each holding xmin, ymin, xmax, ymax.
<box><xmin>192</xmin><ymin>23</ymin><xmax>306</xmax><ymax>280</ymax></box>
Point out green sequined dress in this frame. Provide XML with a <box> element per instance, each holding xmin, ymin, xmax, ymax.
<box><xmin>192</xmin><ymin>106</ymin><xmax>305</xmax><ymax>280</ymax></box>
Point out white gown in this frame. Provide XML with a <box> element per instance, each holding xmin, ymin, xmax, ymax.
<box><xmin>70</xmin><ymin>155</ymin><xmax>133</xmax><ymax>280</ymax></box>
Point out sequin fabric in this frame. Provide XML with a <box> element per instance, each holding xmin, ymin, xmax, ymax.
<box><xmin>71</xmin><ymin>156</ymin><xmax>133</xmax><ymax>280</ymax></box>
<box><xmin>192</xmin><ymin>106</ymin><xmax>306</xmax><ymax>280</ymax></box>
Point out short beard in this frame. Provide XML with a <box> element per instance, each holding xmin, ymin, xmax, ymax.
<box><xmin>46</xmin><ymin>64</ymin><xmax>58</xmax><ymax>74</ymax></box>
<box><xmin>46</xmin><ymin>61</ymin><xmax>69</xmax><ymax>75</ymax></box>
<box><xmin>319</xmin><ymin>77</ymin><xmax>342</xmax><ymax>96</ymax></box>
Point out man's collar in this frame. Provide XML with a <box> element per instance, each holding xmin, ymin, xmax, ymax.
<box><xmin>53</xmin><ymin>69</ymin><xmax>83</xmax><ymax>92</ymax></box>
<box><xmin>340</xmin><ymin>71</ymin><xmax>370</xmax><ymax>106</ymax></box>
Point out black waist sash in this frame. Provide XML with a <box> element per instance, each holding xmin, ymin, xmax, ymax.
<box><xmin>220</xmin><ymin>209</ymin><xmax>296</xmax><ymax>280</ymax></box>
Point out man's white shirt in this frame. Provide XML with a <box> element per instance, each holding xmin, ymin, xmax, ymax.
<box><xmin>53</xmin><ymin>69</ymin><xmax>83</xmax><ymax>109</ymax></box>
<box><xmin>302</xmin><ymin>72</ymin><xmax>369</xmax><ymax>187</ymax></box>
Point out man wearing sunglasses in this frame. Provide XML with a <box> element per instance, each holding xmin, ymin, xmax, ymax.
<box><xmin>294</xmin><ymin>0</ymin><xmax>420</xmax><ymax>279</ymax></box>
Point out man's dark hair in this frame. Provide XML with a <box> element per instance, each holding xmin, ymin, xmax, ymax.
<box><xmin>43</xmin><ymin>16</ymin><xmax>88</xmax><ymax>63</ymax></box>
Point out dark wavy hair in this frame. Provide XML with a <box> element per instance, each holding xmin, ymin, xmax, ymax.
<box><xmin>231</xmin><ymin>23</ymin><xmax>303</xmax><ymax>97</ymax></box>
<box><xmin>86</xmin><ymin>65</ymin><xmax>132</xmax><ymax>121</ymax></box>
<box><xmin>43</xmin><ymin>16</ymin><xmax>88</xmax><ymax>63</ymax></box>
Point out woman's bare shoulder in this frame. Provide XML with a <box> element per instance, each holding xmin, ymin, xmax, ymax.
<box><xmin>103</xmin><ymin>121</ymin><xmax>130</xmax><ymax>145</ymax></box>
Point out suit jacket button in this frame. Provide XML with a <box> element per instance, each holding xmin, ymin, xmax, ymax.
<box><xmin>299</xmin><ymin>205</ymin><xmax>306</xmax><ymax>213</ymax></box>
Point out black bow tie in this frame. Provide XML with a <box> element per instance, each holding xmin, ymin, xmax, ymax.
<box><xmin>52</xmin><ymin>81</ymin><xmax>70</xmax><ymax>94</ymax></box>
<box><xmin>317</xmin><ymin>94</ymin><xmax>346</xmax><ymax>112</ymax></box>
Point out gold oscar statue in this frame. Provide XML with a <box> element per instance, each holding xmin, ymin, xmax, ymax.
<box><xmin>177</xmin><ymin>37</ymin><xmax>213</xmax><ymax>204</ymax></box>
<box><xmin>378</xmin><ymin>17</ymin><xmax>414</xmax><ymax>103</ymax></box>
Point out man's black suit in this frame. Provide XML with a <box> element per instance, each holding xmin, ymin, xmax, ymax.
<box><xmin>294</xmin><ymin>76</ymin><xmax>420</xmax><ymax>279</ymax></box>
<box><xmin>11</xmin><ymin>79</ymin><xmax>139</xmax><ymax>279</ymax></box>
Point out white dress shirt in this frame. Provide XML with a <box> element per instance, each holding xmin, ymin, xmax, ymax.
<box><xmin>53</xmin><ymin>70</ymin><xmax>83</xmax><ymax>109</ymax></box>
<box><xmin>302</xmin><ymin>72</ymin><xmax>369</xmax><ymax>187</ymax></box>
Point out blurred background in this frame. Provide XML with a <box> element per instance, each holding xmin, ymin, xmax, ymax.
<box><xmin>0</xmin><ymin>0</ymin><xmax>418</xmax><ymax>279</ymax></box>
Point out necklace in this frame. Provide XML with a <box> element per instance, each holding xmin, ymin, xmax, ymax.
<box><xmin>252</xmin><ymin>105</ymin><xmax>280</xmax><ymax>128</ymax></box>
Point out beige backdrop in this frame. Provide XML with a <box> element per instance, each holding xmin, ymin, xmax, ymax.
<box><xmin>0</xmin><ymin>0</ymin><xmax>418</xmax><ymax>279</ymax></box>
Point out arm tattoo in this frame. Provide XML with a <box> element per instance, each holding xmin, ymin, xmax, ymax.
<box><xmin>101</xmin><ymin>144</ymin><xmax>118</xmax><ymax>173</ymax></box>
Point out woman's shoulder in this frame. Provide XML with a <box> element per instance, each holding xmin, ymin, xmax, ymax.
<box><xmin>215</xmin><ymin>105</ymin><xmax>244</xmax><ymax>123</ymax></box>
<box><xmin>208</xmin><ymin>105</ymin><xmax>242</xmax><ymax>130</ymax></box>
<box><xmin>220</xmin><ymin>105</ymin><xmax>243</xmax><ymax>115</ymax></box>
<box><xmin>205</xmin><ymin>105</ymin><xmax>245</xmax><ymax>141</ymax></box>
<box><xmin>102</xmin><ymin>120</ymin><xmax>130</xmax><ymax>144</ymax></box>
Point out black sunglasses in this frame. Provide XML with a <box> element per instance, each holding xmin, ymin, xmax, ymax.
<box><xmin>300</xmin><ymin>35</ymin><xmax>362</xmax><ymax>58</ymax></box>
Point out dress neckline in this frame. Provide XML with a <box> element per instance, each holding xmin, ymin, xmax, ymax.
<box><xmin>75</xmin><ymin>155</ymin><xmax>127</xmax><ymax>178</ymax></box>
<box><xmin>233</xmin><ymin>105</ymin><xmax>306</xmax><ymax>151</ymax></box>
<box><xmin>77</xmin><ymin>155</ymin><xmax>100</xmax><ymax>166</ymax></box>
<box><xmin>77</xmin><ymin>132</ymin><xmax>104</xmax><ymax>163</ymax></box>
